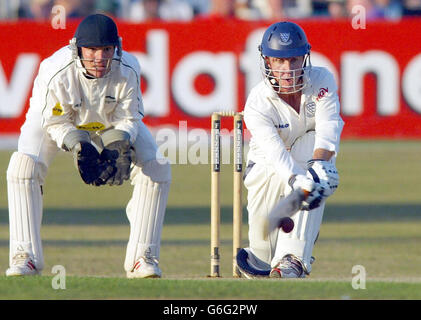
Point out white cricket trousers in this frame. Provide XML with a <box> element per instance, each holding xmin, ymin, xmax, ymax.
<box><xmin>244</xmin><ymin>131</ymin><xmax>325</xmax><ymax>273</ymax></box>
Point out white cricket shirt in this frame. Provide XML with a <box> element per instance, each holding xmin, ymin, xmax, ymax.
<box><xmin>29</xmin><ymin>45</ymin><xmax>144</xmax><ymax>149</ymax></box>
<box><xmin>244</xmin><ymin>66</ymin><xmax>344</xmax><ymax>183</ymax></box>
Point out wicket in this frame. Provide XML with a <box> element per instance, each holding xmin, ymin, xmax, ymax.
<box><xmin>210</xmin><ymin>111</ymin><xmax>244</xmax><ymax>278</ymax></box>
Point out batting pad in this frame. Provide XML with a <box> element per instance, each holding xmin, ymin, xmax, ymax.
<box><xmin>124</xmin><ymin>160</ymin><xmax>171</xmax><ymax>271</ymax></box>
<box><xmin>7</xmin><ymin>152</ymin><xmax>44</xmax><ymax>270</ymax></box>
<box><xmin>271</xmin><ymin>201</ymin><xmax>325</xmax><ymax>274</ymax></box>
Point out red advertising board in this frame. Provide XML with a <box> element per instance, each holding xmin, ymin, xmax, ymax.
<box><xmin>1</xmin><ymin>18</ymin><xmax>421</xmax><ymax>139</ymax></box>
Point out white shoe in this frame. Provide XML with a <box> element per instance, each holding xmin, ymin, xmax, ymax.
<box><xmin>6</xmin><ymin>252</ymin><xmax>40</xmax><ymax>277</ymax></box>
<box><xmin>126</xmin><ymin>256</ymin><xmax>162</xmax><ymax>279</ymax></box>
<box><xmin>269</xmin><ymin>254</ymin><xmax>306</xmax><ymax>279</ymax></box>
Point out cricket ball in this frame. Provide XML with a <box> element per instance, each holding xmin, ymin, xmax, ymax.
<box><xmin>279</xmin><ymin>217</ymin><xmax>294</xmax><ymax>233</ymax></box>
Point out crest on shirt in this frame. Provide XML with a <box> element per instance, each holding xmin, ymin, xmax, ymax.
<box><xmin>279</xmin><ymin>33</ymin><xmax>292</xmax><ymax>45</ymax></box>
<box><xmin>305</xmin><ymin>102</ymin><xmax>316</xmax><ymax>118</ymax></box>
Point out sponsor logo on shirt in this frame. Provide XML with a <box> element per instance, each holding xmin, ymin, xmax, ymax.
<box><xmin>316</xmin><ymin>87</ymin><xmax>328</xmax><ymax>101</ymax></box>
<box><xmin>52</xmin><ymin>102</ymin><xmax>63</xmax><ymax>116</ymax></box>
<box><xmin>76</xmin><ymin>122</ymin><xmax>105</xmax><ymax>131</ymax></box>
<box><xmin>274</xmin><ymin>123</ymin><xmax>289</xmax><ymax>129</ymax></box>
<box><xmin>105</xmin><ymin>96</ymin><xmax>116</xmax><ymax>104</ymax></box>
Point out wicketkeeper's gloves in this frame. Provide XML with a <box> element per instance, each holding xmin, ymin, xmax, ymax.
<box><xmin>98</xmin><ymin>129</ymin><xmax>136</xmax><ymax>186</ymax></box>
<box><xmin>63</xmin><ymin>130</ymin><xmax>111</xmax><ymax>185</ymax></box>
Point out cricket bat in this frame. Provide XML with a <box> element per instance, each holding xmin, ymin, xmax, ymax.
<box><xmin>263</xmin><ymin>189</ymin><xmax>307</xmax><ymax>240</ymax></box>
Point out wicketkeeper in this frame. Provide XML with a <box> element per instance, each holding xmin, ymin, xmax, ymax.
<box><xmin>236</xmin><ymin>21</ymin><xmax>344</xmax><ymax>278</ymax></box>
<box><xmin>6</xmin><ymin>14</ymin><xmax>171</xmax><ymax>278</ymax></box>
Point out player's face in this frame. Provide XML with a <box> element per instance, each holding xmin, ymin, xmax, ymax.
<box><xmin>80</xmin><ymin>46</ymin><xmax>115</xmax><ymax>78</ymax></box>
<box><xmin>266</xmin><ymin>56</ymin><xmax>305</xmax><ymax>93</ymax></box>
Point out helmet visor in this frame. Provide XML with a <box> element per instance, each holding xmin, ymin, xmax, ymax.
<box><xmin>260</xmin><ymin>54</ymin><xmax>311</xmax><ymax>94</ymax></box>
<box><xmin>77</xmin><ymin>46</ymin><xmax>117</xmax><ymax>78</ymax></box>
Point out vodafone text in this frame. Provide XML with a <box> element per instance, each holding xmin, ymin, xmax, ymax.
<box><xmin>3</xmin><ymin>31</ymin><xmax>421</xmax><ymax>120</ymax></box>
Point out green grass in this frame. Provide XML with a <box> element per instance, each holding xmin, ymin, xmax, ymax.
<box><xmin>2</xmin><ymin>276</ymin><xmax>421</xmax><ymax>300</ymax></box>
<box><xmin>0</xmin><ymin>140</ymin><xmax>421</xmax><ymax>299</ymax></box>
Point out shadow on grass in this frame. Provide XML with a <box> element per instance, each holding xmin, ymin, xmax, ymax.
<box><xmin>0</xmin><ymin>239</ymin><xmax>231</xmax><ymax>247</ymax></box>
<box><xmin>1</xmin><ymin>204</ymin><xmax>421</xmax><ymax>225</ymax></box>
<box><xmin>3</xmin><ymin>235</ymin><xmax>421</xmax><ymax>248</ymax></box>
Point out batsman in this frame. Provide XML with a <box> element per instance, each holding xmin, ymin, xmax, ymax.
<box><xmin>236</xmin><ymin>21</ymin><xmax>344</xmax><ymax>278</ymax></box>
<box><xmin>5</xmin><ymin>14</ymin><xmax>171</xmax><ymax>278</ymax></box>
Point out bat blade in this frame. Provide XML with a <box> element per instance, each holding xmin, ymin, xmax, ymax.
<box><xmin>263</xmin><ymin>189</ymin><xmax>305</xmax><ymax>240</ymax></box>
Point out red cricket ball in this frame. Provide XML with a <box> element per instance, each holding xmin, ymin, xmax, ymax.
<box><xmin>279</xmin><ymin>217</ymin><xmax>294</xmax><ymax>233</ymax></box>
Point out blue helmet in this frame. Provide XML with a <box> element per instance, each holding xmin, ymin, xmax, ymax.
<box><xmin>74</xmin><ymin>14</ymin><xmax>120</xmax><ymax>48</ymax></box>
<box><xmin>259</xmin><ymin>22</ymin><xmax>312</xmax><ymax>94</ymax></box>
<box><xmin>70</xmin><ymin>14</ymin><xmax>122</xmax><ymax>59</ymax></box>
<box><xmin>70</xmin><ymin>14</ymin><xmax>122</xmax><ymax>77</ymax></box>
<box><xmin>259</xmin><ymin>21</ymin><xmax>311</xmax><ymax>58</ymax></box>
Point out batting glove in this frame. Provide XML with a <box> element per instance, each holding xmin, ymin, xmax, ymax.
<box><xmin>290</xmin><ymin>174</ymin><xmax>324</xmax><ymax>211</ymax></box>
<box><xmin>307</xmin><ymin>159</ymin><xmax>339</xmax><ymax>197</ymax></box>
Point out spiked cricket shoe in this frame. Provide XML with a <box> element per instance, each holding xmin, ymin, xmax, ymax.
<box><xmin>6</xmin><ymin>252</ymin><xmax>40</xmax><ymax>276</ymax></box>
<box><xmin>127</xmin><ymin>256</ymin><xmax>162</xmax><ymax>279</ymax></box>
<box><xmin>269</xmin><ymin>254</ymin><xmax>306</xmax><ymax>278</ymax></box>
